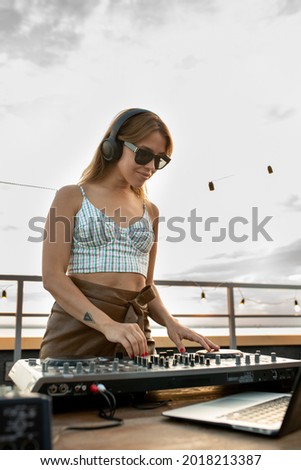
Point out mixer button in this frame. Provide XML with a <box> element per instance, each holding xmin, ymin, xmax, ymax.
<box><xmin>215</xmin><ymin>354</ymin><xmax>221</xmax><ymax>365</ymax></box>
<box><xmin>255</xmin><ymin>353</ymin><xmax>260</xmax><ymax>364</ymax></box>
<box><xmin>235</xmin><ymin>355</ymin><xmax>241</xmax><ymax>366</ymax></box>
<box><xmin>245</xmin><ymin>354</ymin><xmax>251</xmax><ymax>365</ymax></box>
<box><xmin>271</xmin><ymin>352</ymin><xmax>277</xmax><ymax>362</ymax></box>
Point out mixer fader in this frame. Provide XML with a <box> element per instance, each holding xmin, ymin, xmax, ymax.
<box><xmin>9</xmin><ymin>349</ymin><xmax>301</xmax><ymax>397</ymax></box>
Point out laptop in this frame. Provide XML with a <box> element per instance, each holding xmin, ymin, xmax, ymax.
<box><xmin>163</xmin><ymin>367</ymin><xmax>301</xmax><ymax>437</ymax></box>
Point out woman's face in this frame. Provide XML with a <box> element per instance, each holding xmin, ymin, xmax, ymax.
<box><xmin>117</xmin><ymin>131</ymin><xmax>168</xmax><ymax>187</ymax></box>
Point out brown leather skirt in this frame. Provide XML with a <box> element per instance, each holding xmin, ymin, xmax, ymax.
<box><xmin>39</xmin><ymin>277</ymin><xmax>156</xmax><ymax>359</ymax></box>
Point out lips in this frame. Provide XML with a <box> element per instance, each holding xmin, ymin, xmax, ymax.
<box><xmin>137</xmin><ymin>172</ymin><xmax>152</xmax><ymax>179</ymax></box>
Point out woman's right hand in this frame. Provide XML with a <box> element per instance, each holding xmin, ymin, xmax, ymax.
<box><xmin>103</xmin><ymin>321</ymin><xmax>148</xmax><ymax>358</ymax></box>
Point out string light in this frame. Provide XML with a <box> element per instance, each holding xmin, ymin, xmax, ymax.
<box><xmin>239</xmin><ymin>297</ymin><xmax>245</xmax><ymax>308</ymax></box>
<box><xmin>208</xmin><ymin>166</ymin><xmax>274</xmax><ymax>191</ymax></box>
<box><xmin>0</xmin><ymin>180</ymin><xmax>56</xmax><ymax>191</ymax></box>
<box><xmin>294</xmin><ymin>299</ymin><xmax>300</xmax><ymax>313</ymax></box>
<box><xmin>201</xmin><ymin>290</ymin><xmax>207</xmax><ymax>302</ymax></box>
<box><xmin>267</xmin><ymin>165</ymin><xmax>273</xmax><ymax>174</ymax></box>
<box><xmin>0</xmin><ymin>284</ymin><xmax>15</xmax><ymax>301</ymax></box>
<box><xmin>207</xmin><ymin>174</ymin><xmax>234</xmax><ymax>192</ymax></box>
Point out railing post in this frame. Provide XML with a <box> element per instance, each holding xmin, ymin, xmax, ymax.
<box><xmin>14</xmin><ymin>279</ymin><xmax>24</xmax><ymax>363</ymax></box>
<box><xmin>227</xmin><ymin>285</ymin><xmax>237</xmax><ymax>349</ymax></box>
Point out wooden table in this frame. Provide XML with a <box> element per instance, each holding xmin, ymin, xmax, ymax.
<box><xmin>51</xmin><ymin>385</ymin><xmax>301</xmax><ymax>450</ymax></box>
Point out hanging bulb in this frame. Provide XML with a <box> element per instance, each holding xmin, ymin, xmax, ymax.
<box><xmin>267</xmin><ymin>165</ymin><xmax>273</xmax><ymax>174</ymax></box>
<box><xmin>201</xmin><ymin>290</ymin><xmax>207</xmax><ymax>302</ymax></box>
<box><xmin>294</xmin><ymin>299</ymin><xmax>300</xmax><ymax>313</ymax></box>
<box><xmin>208</xmin><ymin>181</ymin><xmax>215</xmax><ymax>191</ymax></box>
<box><xmin>1</xmin><ymin>289</ymin><xmax>7</xmax><ymax>301</ymax></box>
<box><xmin>239</xmin><ymin>298</ymin><xmax>245</xmax><ymax>308</ymax></box>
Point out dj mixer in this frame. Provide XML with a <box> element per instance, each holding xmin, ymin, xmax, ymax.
<box><xmin>9</xmin><ymin>349</ymin><xmax>301</xmax><ymax>397</ymax></box>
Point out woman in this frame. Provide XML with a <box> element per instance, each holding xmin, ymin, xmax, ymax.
<box><xmin>40</xmin><ymin>108</ymin><xmax>219</xmax><ymax>359</ymax></box>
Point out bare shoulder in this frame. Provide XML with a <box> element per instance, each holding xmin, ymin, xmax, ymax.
<box><xmin>145</xmin><ymin>199</ymin><xmax>159</xmax><ymax>220</ymax></box>
<box><xmin>51</xmin><ymin>185</ymin><xmax>83</xmax><ymax>213</ymax></box>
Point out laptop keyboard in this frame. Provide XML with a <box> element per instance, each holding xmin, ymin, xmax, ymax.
<box><xmin>218</xmin><ymin>396</ymin><xmax>290</xmax><ymax>424</ymax></box>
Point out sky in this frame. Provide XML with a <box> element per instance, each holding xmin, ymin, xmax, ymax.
<box><xmin>1</xmin><ymin>0</ymin><xmax>301</xmax><ymax>319</ymax></box>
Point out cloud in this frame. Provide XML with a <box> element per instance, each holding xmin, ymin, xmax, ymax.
<box><xmin>0</xmin><ymin>224</ymin><xmax>19</xmax><ymax>231</ymax></box>
<box><xmin>0</xmin><ymin>0</ymin><xmax>99</xmax><ymax>66</ymax></box>
<box><xmin>265</xmin><ymin>105</ymin><xmax>297</xmax><ymax>122</ymax></box>
<box><xmin>280</xmin><ymin>194</ymin><xmax>301</xmax><ymax>212</ymax></box>
<box><xmin>174</xmin><ymin>55</ymin><xmax>204</xmax><ymax>70</ymax></box>
<box><xmin>170</xmin><ymin>239</ymin><xmax>301</xmax><ymax>283</ymax></box>
<box><xmin>106</xmin><ymin>0</ymin><xmax>218</xmax><ymax>29</ymax></box>
<box><xmin>277</xmin><ymin>0</ymin><xmax>301</xmax><ymax>16</ymax></box>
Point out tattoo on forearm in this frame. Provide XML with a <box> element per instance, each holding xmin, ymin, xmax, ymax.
<box><xmin>83</xmin><ymin>312</ymin><xmax>95</xmax><ymax>323</ymax></box>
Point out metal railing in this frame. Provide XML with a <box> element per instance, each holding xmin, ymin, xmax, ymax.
<box><xmin>1</xmin><ymin>274</ymin><xmax>301</xmax><ymax>362</ymax></box>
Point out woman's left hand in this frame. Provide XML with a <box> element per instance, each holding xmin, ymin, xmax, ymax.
<box><xmin>166</xmin><ymin>319</ymin><xmax>220</xmax><ymax>353</ymax></box>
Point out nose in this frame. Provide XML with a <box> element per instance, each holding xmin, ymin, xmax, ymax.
<box><xmin>144</xmin><ymin>157</ymin><xmax>156</xmax><ymax>171</ymax></box>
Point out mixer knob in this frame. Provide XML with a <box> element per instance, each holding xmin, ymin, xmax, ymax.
<box><xmin>89</xmin><ymin>361</ymin><xmax>96</xmax><ymax>373</ymax></box>
<box><xmin>147</xmin><ymin>361</ymin><xmax>152</xmax><ymax>369</ymax></box>
<box><xmin>215</xmin><ymin>354</ymin><xmax>221</xmax><ymax>365</ymax></box>
<box><xmin>184</xmin><ymin>356</ymin><xmax>189</xmax><ymax>366</ymax></box>
<box><xmin>271</xmin><ymin>352</ymin><xmax>277</xmax><ymax>363</ymax></box>
<box><xmin>199</xmin><ymin>355</ymin><xmax>205</xmax><ymax>365</ymax></box>
<box><xmin>143</xmin><ymin>357</ymin><xmax>148</xmax><ymax>367</ymax></box>
<box><xmin>206</xmin><ymin>358</ymin><xmax>210</xmax><ymax>366</ymax></box>
<box><xmin>255</xmin><ymin>353</ymin><xmax>260</xmax><ymax>364</ymax></box>
<box><xmin>76</xmin><ymin>362</ymin><xmax>83</xmax><ymax>374</ymax></box>
<box><xmin>153</xmin><ymin>355</ymin><xmax>159</xmax><ymax>366</ymax></box>
<box><xmin>164</xmin><ymin>359</ymin><xmax>170</xmax><ymax>368</ymax></box>
<box><xmin>190</xmin><ymin>359</ymin><xmax>195</xmax><ymax>367</ymax></box>
<box><xmin>112</xmin><ymin>358</ymin><xmax>119</xmax><ymax>371</ymax></box>
<box><xmin>28</xmin><ymin>358</ymin><xmax>37</xmax><ymax>367</ymax></box>
<box><xmin>245</xmin><ymin>354</ymin><xmax>251</xmax><ymax>365</ymax></box>
<box><xmin>63</xmin><ymin>362</ymin><xmax>70</xmax><ymax>374</ymax></box>
<box><xmin>42</xmin><ymin>361</ymin><xmax>49</xmax><ymax>373</ymax></box>
<box><xmin>235</xmin><ymin>355</ymin><xmax>241</xmax><ymax>366</ymax></box>
<box><xmin>172</xmin><ymin>358</ymin><xmax>178</xmax><ymax>366</ymax></box>
<box><xmin>194</xmin><ymin>354</ymin><xmax>200</xmax><ymax>364</ymax></box>
<box><xmin>159</xmin><ymin>356</ymin><xmax>165</xmax><ymax>367</ymax></box>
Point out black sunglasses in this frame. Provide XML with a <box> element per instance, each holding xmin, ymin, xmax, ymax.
<box><xmin>124</xmin><ymin>141</ymin><xmax>171</xmax><ymax>170</ymax></box>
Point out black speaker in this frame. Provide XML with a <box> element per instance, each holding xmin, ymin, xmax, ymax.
<box><xmin>0</xmin><ymin>392</ymin><xmax>52</xmax><ymax>450</ymax></box>
<box><xmin>101</xmin><ymin>108</ymin><xmax>150</xmax><ymax>162</ymax></box>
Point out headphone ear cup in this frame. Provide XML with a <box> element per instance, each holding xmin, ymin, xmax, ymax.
<box><xmin>101</xmin><ymin>138</ymin><xmax>123</xmax><ymax>162</ymax></box>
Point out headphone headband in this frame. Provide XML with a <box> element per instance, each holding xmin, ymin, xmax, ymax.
<box><xmin>101</xmin><ymin>108</ymin><xmax>150</xmax><ymax>162</ymax></box>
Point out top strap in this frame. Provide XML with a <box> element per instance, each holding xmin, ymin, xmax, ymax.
<box><xmin>78</xmin><ymin>185</ymin><xmax>86</xmax><ymax>197</ymax></box>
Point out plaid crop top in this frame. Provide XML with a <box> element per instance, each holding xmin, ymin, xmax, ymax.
<box><xmin>67</xmin><ymin>186</ymin><xmax>155</xmax><ymax>277</ymax></box>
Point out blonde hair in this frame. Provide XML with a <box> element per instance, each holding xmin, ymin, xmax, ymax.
<box><xmin>79</xmin><ymin>109</ymin><xmax>173</xmax><ymax>199</ymax></box>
